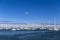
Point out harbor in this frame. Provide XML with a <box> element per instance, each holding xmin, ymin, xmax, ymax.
<box><xmin>0</xmin><ymin>23</ymin><xmax>59</xmax><ymax>31</ymax></box>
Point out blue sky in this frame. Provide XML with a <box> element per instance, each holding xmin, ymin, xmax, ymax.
<box><xmin>0</xmin><ymin>0</ymin><xmax>60</xmax><ymax>23</ymax></box>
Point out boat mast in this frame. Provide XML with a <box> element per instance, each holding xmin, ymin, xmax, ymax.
<box><xmin>49</xmin><ymin>18</ymin><xmax>50</xmax><ymax>27</ymax></box>
<box><xmin>54</xmin><ymin>17</ymin><xmax>56</xmax><ymax>29</ymax></box>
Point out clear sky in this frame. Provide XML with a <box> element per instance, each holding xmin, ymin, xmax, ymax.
<box><xmin>0</xmin><ymin>0</ymin><xmax>60</xmax><ymax>23</ymax></box>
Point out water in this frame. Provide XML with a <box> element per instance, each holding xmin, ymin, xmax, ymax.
<box><xmin>0</xmin><ymin>30</ymin><xmax>60</xmax><ymax>40</ymax></box>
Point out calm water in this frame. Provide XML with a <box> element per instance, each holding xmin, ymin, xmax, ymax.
<box><xmin>0</xmin><ymin>30</ymin><xmax>60</xmax><ymax>40</ymax></box>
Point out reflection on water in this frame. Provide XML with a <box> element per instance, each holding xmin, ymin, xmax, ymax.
<box><xmin>0</xmin><ymin>30</ymin><xmax>60</xmax><ymax>40</ymax></box>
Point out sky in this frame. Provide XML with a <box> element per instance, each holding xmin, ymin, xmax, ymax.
<box><xmin>0</xmin><ymin>0</ymin><xmax>60</xmax><ymax>23</ymax></box>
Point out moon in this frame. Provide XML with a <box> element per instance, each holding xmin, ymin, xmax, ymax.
<box><xmin>25</xmin><ymin>12</ymin><xmax>29</xmax><ymax>15</ymax></box>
